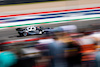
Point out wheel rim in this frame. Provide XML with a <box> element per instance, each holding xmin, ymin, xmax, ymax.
<box><xmin>23</xmin><ymin>32</ymin><xmax>27</xmax><ymax>36</ymax></box>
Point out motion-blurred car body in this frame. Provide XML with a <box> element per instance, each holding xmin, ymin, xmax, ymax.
<box><xmin>16</xmin><ymin>26</ymin><xmax>52</xmax><ymax>36</ymax></box>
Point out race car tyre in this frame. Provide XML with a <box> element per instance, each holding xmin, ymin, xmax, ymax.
<box><xmin>18</xmin><ymin>32</ymin><xmax>23</xmax><ymax>37</ymax></box>
<box><xmin>19</xmin><ymin>33</ymin><xmax>23</xmax><ymax>37</ymax></box>
<box><xmin>23</xmin><ymin>32</ymin><xmax>28</xmax><ymax>36</ymax></box>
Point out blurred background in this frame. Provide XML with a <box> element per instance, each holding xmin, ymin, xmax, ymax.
<box><xmin>0</xmin><ymin>0</ymin><xmax>100</xmax><ymax>67</ymax></box>
<box><xmin>0</xmin><ymin>0</ymin><xmax>65</xmax><ymax>5</ymax></box>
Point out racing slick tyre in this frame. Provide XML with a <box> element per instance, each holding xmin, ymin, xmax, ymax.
<box><xmin>18</xmin><ymin>33</ymin><xmax>23</xmax><ymax>37</ymax></box>
<box><xmin>23</xmin><ymin>32</ymin><xmax>28</xmax><ymax>36</ymax></box>
<box><xmin>18</xmin><ymin>32</ymin><xmax>23</xmax><ymax>37</ymax></box>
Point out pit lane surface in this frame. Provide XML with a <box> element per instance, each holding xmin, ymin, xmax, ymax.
<box><xmin>0</xmin><ymin>19</ymin><xmax>100</xmax><ymax>41</ymax></box>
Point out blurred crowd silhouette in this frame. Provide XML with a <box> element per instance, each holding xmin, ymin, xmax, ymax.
<box><xmin>0</xmin><ymin>29</ymin><xmax>100</xmax><ymax>67</ymax></box>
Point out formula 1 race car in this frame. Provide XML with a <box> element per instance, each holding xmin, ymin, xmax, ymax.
<box><xmin>16</xmin><ymin>26</ymin><xmax>52</xmax><ymax>37</ymax></box>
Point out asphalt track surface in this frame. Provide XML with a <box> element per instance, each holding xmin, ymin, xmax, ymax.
<box><xmin>0</xmin><ymin>19</ymin><xmax>100</xmax><ymax>41</ymax></box>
